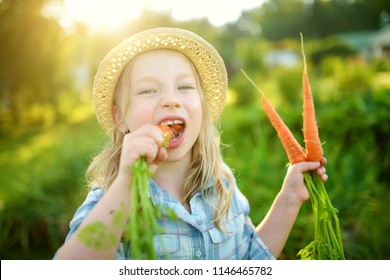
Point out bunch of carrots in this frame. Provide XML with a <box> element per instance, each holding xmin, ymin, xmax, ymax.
<box><xmin>78</xmin><ymin>125</ymin><xmax>174</xmax><ymax>259</ymax></box>
<box><xmin>242</xmin><ymin>34</ymin><xmax>345</xmax><ymax>260</ymax></box>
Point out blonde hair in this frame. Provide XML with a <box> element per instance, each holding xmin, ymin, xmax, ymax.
<box><xmin>86</xmin><ymin>50</ymin><xmax>234</xmax><ymax>229</ymax></box>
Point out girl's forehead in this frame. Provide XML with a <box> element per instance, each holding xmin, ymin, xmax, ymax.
<box><xmin>129</xmin><ymin>49</ymin><xmax>198</xmax><ymax>79</ymax></box>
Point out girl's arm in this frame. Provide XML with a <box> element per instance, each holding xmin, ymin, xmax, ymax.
<box><xmin>54</xmin><ymin>173</ymin><xmax>132</xmax><ymax>259</ymax></box>
<box><xmin>55</xmin><ymin>125</ymin><xmax>167</xmax><ymax>259</ymax></box>
<box><xmin>255</xmin><ymin>159</ymin><xmax>327</xmax><ymax>258</ymax></box>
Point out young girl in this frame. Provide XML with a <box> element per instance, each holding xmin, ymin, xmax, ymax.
<box><xmin>54</xmin><ymin>27</ymin><xmax>328</xmax><ymax>260</ymax></box>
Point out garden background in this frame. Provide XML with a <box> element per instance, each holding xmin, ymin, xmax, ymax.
<box><xmin>0</xmin><ymin>0</ymin><xmax>389</xmax><ymax>259</ymax></box>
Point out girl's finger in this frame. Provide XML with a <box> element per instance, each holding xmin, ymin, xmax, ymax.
<box><xmin>293</xmin><ymin>161</ymin><xmax>321</xmax><ymax>173</ymax></box>
<box><xmin>320</xmin><ymin>173</ymin><xmax>328</xmax><ymax>183</ymax></box>
<box><xmin>142</xmin><ymin>139</ymin><xmax>159</xmax><ymax>164</ymax></box>
<box><xmin>149</xmin><ymin>148</ymin><xmax>168</xmax><ymax>173</ymax></box>
<box><xmin>132</xmin><ymin>125</ymin><xmax>165</xmax><ymax>147</ymax></box>
<box><xmin>155</xmin><ymin>148</ymin><xmax>168</xmax><ymax>164</ymax></box>
<box><xmin>316</xmin><ymin>167</ymin><xmax>326</xmax><ymax>176</ymax></box>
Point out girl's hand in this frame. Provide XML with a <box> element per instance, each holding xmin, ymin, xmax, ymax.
<box><xmin>118</xmin><ymin>124</ymin><xmax>168</xmax><ymax>178</ymax></box>
<box><xmin>281</xmin><ymin>157</ymin><xmax>328</xmax><ymax>204</ymax></box>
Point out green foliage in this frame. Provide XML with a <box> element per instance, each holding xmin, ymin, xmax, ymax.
<box><xmin>0</xmin><ymin>112</ymin><xmax>105</xmax><ymax>259</ymax></box>
<box><xmin>0</xmin><ymin>0</ymin><xmax>71</xmax><ymax>131</ymax></box>
<box><xmin>228</xmin><ymin>38</ymin><xmax>268</xmax><ymax>106</ymax></box>
<box><xmin>311</xmin><ymin>43</ymin><xmax>358</xmax><ymax>65</ymax></box>
<box><xmin>249</xmin><ymin>0</ymin><xmax>390</xmax><ymax>40</ymax></box>
<box><xmin>78</xmin><ymin>222</ymin><xmax>116</xmax><ymax>250</ymax></box>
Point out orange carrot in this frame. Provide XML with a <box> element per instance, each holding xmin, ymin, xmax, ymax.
<box><xmin>241</xmin><ymin>69</ymin><xmax>306</xmax><ymax>164</ymax></box>
<box><xmin>261</xmin><ymin>95</ymin><xmax>306</xmax><ymax>164</ymax></box>
<box><xmin>157</xmin><ymin>124</ymin><xmax>173</xmax><ymax>148</ymax></box>
<box><xmin>300</xmin><ymin>34</ymin><xmax>323</xmax><ymax>162</ymax></box>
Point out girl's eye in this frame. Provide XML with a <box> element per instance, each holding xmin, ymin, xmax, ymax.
<box><xmin>178</xmin><ymin>85</ymin><xmax>195</xmax><ymax>91</ymax></box>
<box><xmin>138</xmin><ymin>89</ymin><xmax>156</xmax><ymax>95</ymax></box>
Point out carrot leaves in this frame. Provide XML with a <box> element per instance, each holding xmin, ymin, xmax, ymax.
<box><xmin>298</xmin><ymin>172</ymin><xmax>345</xmax><ymax>259</ymax></box>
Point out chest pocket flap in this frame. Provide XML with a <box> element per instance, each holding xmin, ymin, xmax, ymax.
<box><xmin>208</xmin><ymin>213</ymin><xmax>244</xmax><ymax>244</ymax></box>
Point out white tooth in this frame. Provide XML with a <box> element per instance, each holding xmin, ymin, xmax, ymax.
<box><xmin>161</xmin><ymin>119</ymin><xmax>183</xmax><ymax>126</ymax></box>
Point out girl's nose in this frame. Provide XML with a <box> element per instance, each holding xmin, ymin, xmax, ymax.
<box><xmin>160</xmin><ymin>90</ymin><xmax>181</xmax><ymax>108</ymax></box>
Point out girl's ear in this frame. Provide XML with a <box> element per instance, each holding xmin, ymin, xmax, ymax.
<box><xmin>112</xmin><ymin>104</ymin><xmax>121</xmax><ymax>125</ymax></box>
<box><xmin>112</xmin><ymin>105</ymin><xmax>129</xmax><ymax>134</ymax></box>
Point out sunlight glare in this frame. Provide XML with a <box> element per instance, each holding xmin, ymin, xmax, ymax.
<box><xmin>63</xmin><ymin>0</ymin><xmax>144</xmax><ymax>31</ymax></box>
<box><xmin>62</xmin><ymin>0</ymin><xmax>264</xmax><ymax>31</ymax></box>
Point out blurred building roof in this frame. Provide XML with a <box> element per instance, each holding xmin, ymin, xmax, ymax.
<box><xmin>336</xmin><ymin>24</ymin><xmax>390</xmax><ymax>59</ymax></box>
<box><xmin>371</xmin><ymin>24</ymin><xmax>390</xmax><ymax>58</ymax></box>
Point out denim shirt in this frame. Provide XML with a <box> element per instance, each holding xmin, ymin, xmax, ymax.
<box><xmin>64</xmin><ymin>175</ymin><xmax>275</xmax><ymax>260</ymax></box>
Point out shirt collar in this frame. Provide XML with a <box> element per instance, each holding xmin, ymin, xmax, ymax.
<box><xmin>147</xmin><ymin>178</ymin><xmax>215</xmax><ymax>206</ymax></box>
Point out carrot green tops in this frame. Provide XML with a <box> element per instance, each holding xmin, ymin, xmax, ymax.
<box><xmin>62</xmin><ymin>173</ymin><xmax>275</xmax><ymax>260</ymax></box>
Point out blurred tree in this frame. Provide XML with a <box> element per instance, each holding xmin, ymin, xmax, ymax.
<box><xmin>0</xmin><ymin>0</ymin><xmax>68</xmax><ymax>132</ymax></box>
<box><xmin>245</xmin><ymin>0</ymin><xmax>390</xmax><ymax>40</ymax></box>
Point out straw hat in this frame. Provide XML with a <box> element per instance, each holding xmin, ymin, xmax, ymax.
<box><xmin>92</xmin><ymin>27</ymin><xmax>228</xmax><ymax>136</ymax></box>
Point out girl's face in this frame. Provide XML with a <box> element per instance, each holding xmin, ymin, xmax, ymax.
<box><xmin>120</xmin><ymin>49</ymin><xmax>203</xmax><ymax>161</ymax></box>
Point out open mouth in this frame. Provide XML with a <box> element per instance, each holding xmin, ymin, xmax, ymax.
<box><xmin>159</xmin><ymin>119</ymin><xmax>185</xmax><ymax>142</ymax></box>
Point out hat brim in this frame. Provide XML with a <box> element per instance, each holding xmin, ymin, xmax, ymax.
<box><xmin>93</xmin><ymin>27</ymin><xmax>227</xmax><ymax>136</ymax></box>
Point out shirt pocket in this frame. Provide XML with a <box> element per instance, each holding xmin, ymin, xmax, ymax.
<box><xmin>154</xmin><ymin>235</ymin><xmax>190</xmax><ymax>260</ymax></box>
<box><xmin>208</xmin><ymin>213</ymin><xmax>246</xmax><ymax>259</ymax></box>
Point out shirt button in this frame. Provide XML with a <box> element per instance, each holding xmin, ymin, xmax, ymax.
<box><xmin>195</xmin><ymin>250</ymin><xmax>202</xmax><ymax>258</ymax></box>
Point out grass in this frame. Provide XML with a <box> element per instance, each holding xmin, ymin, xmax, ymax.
<box><xmin>0</xmin><ymin>111</ymin><xmax>106</xmax><ymax>259</ymax></box>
